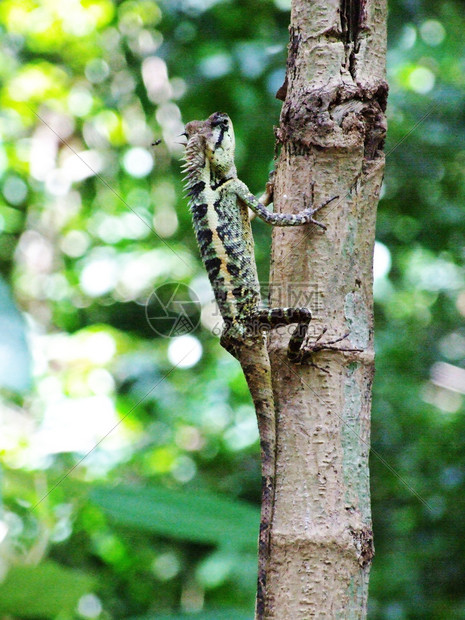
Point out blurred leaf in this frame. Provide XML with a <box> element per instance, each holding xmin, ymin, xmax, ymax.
<box><xmin>91</xmin><ymin>484</ymin><xmax>259</xmax><ymax>550</ymax></box>
<box><xmin>196</xmin><ymin>548</ymin><xmax>257</xmax><ymax>591</ymax></box>
<box><xmin>0</xmin><ymin>561</ymin><xmax>95</xmax><ymax>617</ymax></box>
<box><xmin>0</xmin><ymin>275</ymin><xmax>31</xmax><ymax>393</ymax></box>
<box><xmin>129</xmin><ymin>611</ymin><xmax>251</xmax><ymax>620</ymax></box>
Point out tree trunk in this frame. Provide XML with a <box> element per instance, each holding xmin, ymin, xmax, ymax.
<box><xmin>266</xmin><ymin>1</ymin><xmax>387</xmax><ymax>617</ymax></box>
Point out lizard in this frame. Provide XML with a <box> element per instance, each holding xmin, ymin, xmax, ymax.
<box><xmin>182</xmin><ymin>111</ymin><xmax>340</xmax><ymax>619</ymax></box>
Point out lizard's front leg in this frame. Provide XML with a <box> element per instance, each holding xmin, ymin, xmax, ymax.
<box><xmin>232</xmin><ymin>178</ymin><xmax>338</xmax><ymax>228</ymax></box>
<box><xmin>257</xmin><ymin>170</ymin><xmax>275</xmax><ymax>207</ymax></box>
<box><xmin>249</xmin><ymin>171</ymin><xmax>275</xmax><ymax>222</ymax></box>
<box><xmin>290</xmin><ymin>329</ymin><xmax>363</xmax><ymax>364</ymax></box>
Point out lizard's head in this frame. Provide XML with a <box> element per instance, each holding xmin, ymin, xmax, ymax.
<box><xmin>203</xmin><ymin>112</ymin><xmax>235</xmax><ymax>174</ymax></box>
<box><xmin>183</xmin><ymin>112</ymin><xmax>235</xmax><ymax>177</ymax></box>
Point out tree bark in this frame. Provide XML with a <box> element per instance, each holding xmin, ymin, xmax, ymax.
<box><xmin>266</xmin><ymin>1</ymin><xmax>387</xmax><ymax>617</ymax></box>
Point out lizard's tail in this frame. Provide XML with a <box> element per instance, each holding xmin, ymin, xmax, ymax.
<box><xmin>235</xmin><ymin>342</ymin><xmax>276</xmax><ymax>620</ymax></box>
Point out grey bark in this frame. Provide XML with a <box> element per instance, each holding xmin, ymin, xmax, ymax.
<box><xmin>266</xmin><ymin>1</ymin><xmax>387</xmax><ymax>617</ymax></box>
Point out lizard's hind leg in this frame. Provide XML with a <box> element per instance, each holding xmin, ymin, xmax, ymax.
<box><xmin>252</xmin><ymin>307</ymin><xmax>312</xmax><ymax>362</ymax></box>
<box><xmin>293</xmin><ymin>329</ymin><xmax>363</xmax><ymax>364</ymax></box>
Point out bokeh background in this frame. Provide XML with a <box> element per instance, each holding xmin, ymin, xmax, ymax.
<box><xmin>0</xmin><ymin>0</ymin><xmax>464</xmax><ymax>618</ymax></box>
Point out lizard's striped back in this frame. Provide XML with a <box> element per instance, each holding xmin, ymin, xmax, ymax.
<box><xmin>189</xmin><ymin>178</ymin><xmax>261</xmax><ymax>322</ymax></box>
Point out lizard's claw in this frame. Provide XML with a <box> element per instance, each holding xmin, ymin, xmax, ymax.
<box><xmin>312</xmin><ymin>194</ymin><xmax>339</xmax><ymax>214</ymax></box>
<box><xmin>305</xmin><ymin>195</ymin><xmax>339</xmax><ymax>229</ymax></box>
<box><xmin>308</xmin><ymin>215</ymin><xmax>327</xmax><ymax>230</ymax></box>
<box><xmin>303</xmin><ymin>330</ymin><xmax>363</xmax><ymax>354</ymax></box>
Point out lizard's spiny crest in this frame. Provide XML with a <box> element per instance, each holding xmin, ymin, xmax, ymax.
<box><xmin>182</xmin><ymin>120</ymin><xmax>206</xmax><ymax>190</ymax></box>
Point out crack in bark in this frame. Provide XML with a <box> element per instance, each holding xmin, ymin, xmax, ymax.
<box><xmin>276</xmin><ymin>26</ymin><xmax>301</xmax><ymax>102</ymax></box>
<box><xmin>340</xmin><ymin>0</ymin><xmax>367</xmax><ymax>79</ymax></box>
<box><xmin>341</xmin><ymin>0</ymin><xmax>361</xmax><ymax>44</ymax></box>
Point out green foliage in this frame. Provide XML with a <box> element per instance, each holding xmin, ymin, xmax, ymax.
<box><xmin>92</xmin><ymin>484</ymin><xmax>259</xmax><ymax>549</ymax></box>
<box><xmin>0</xmin><ymin>0</ymin><xmax>464</xmax><ymax>618</ymax></box>
<box><xmin>0</xmin><ymin>561</ymin><xmax>95</xmax><ymax>617</ymax></box>
<box><xmin>129</xmin><ymin>612</ymin><xmax>251</xmax><ymax>620</ymax></box>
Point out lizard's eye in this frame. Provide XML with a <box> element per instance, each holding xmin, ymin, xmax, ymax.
<box><xmin>212</xmin><ymin>119</ymin><xmax>228</xmax><ymax>129</ymax></box>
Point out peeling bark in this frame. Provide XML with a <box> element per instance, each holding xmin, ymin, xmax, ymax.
<box><xmin>266</xmin><ymin>1</ymin><xmax>387</xmax><ymax>617</ymax></box>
